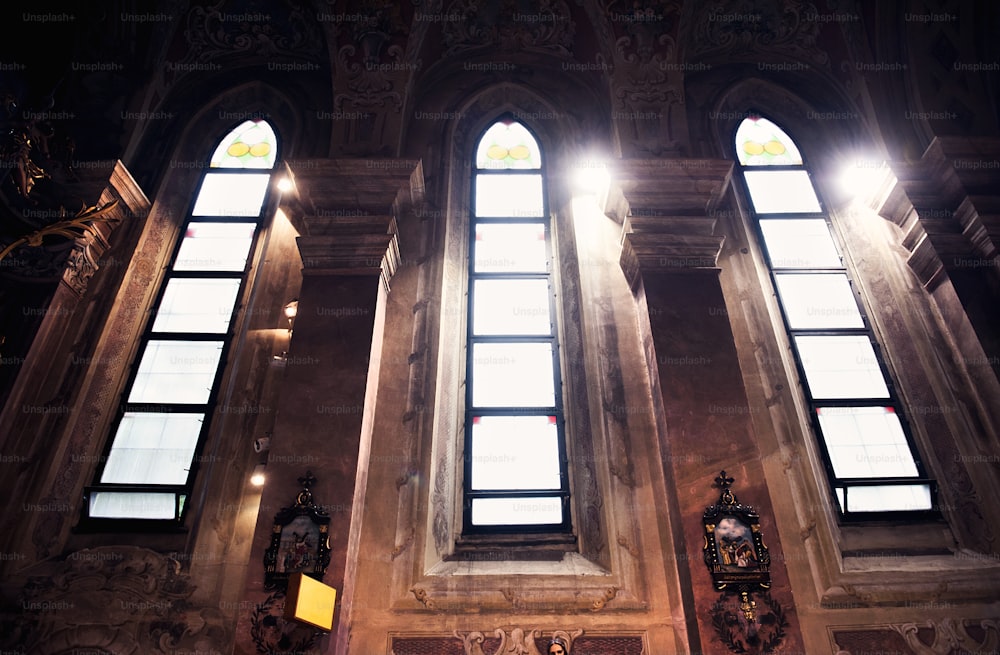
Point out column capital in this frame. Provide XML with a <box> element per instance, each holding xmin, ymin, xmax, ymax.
<box><xmin>614</xmin><ymin>158</ymin><xmax>733</xmax><ymax>287</ymax></box>
<box><xmin>878</xmin><ymin>137</ymin><xmax>1000</xmax><ymax>288</ymax></box>
<box><xmin>281</xmin><ymin>159</ymin><xmax>424</xmax><ymax>290</ymax></box>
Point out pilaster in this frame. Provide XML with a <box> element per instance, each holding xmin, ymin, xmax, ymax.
<box><xmin>617</xmin><ymin>158</ymin><xmax>805</xmax><ymax>655</ymax></box>
<box><xmin>234</xmin><ymin>158</ymin><xmax>423</xmax><ymax>655</ymax></box>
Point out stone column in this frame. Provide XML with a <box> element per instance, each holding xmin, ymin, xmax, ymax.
<box><xmin>234</xmin><ymin>159</ymin><xmax>422</xmax><ymax>655</ymax></box>
<box><xmin>617</xmin><ymin>159</ymin><xmax>805</xmax><ymax>655</ymax></box>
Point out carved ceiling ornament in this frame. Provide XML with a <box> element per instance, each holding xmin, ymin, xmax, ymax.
<box><xmin>689</xmin><ymin>0</ymin><xmax>829</xmax><ymax>67</ymax></box>
<box><xmin>441</xmin><ymin>0</ymin><xmax>576</xmax><ymax>56</ymax></box>
<box><xmin>333</xmin><ymin>0</ymin><xmax>411</xmax><ymax>112</ymax></box>
<box><xmin>180</xmin><ymin>0</ymin><xmax>324</xmax><ymax>69</ymax></box>
<box><xmin>606</xmin><ymin>0</ymin><xmax>684</xmax><ymax>155</ymax></box>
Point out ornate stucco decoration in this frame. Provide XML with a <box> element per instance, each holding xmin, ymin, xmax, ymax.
<box><xmin>0</xmin><ymin>547</ymin><xmax>229</xmax><ymax>654</ymax></box>
<box><xmin>179</xmin><ymin>0</ymin><xmax>324</xmax><ymax>71</ymax></box>
<box><xmin>890</xmin><ymin>619</ymin><xmax>1000</xmax><ymax>655</ymax></box>
<box><xmin>441</xmin><ymin>0</ymin><xmax>576</xmax><ymax>56</ymax></box>
<box><xmin>689</xmin><ymin>0</ymin><xmax>829</xmax><ymax>67</ymax></box>
<box><xmin>0</xmin><ymin>198</ymin><xmax>117</xmax><ymax>269</ymax></box>
<box><xmin>604</xmin><ymin>0</ymin><xmax>684</xmax><ymax>155</ymax></box>
<box><xmin>454</xmin><ymin>628</ymin><xmax>585</xmax><ymax>655</ymax></box>
<box><xmin>249</xmin><ymin>591</ymin><xmax>319</xmax><ymax>655</ymax></box>
<box><xmin>333</xmin><ymin>0</ymin><xmax>411</xmax><ymax>112</ymax></box>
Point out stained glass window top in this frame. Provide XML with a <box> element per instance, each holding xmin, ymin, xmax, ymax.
<box><xmin>476</xmin><ymin>120</ymin><xmax>542</xmax><ymax>170</ymax></box>
<box><xmin>736</xmin><ymin>116</ymin><xmax>803</xmax><ymax>166</ymax></box>
<box><xmin>210</xmin><ymin>120</ymin><xmax>277</xmax><ymax>169</ymax></box>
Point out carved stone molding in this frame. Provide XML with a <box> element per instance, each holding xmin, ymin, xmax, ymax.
<box><xmin>615</xmin><ymin>159</ymin><xmax>733</xmax><ymax>287</ymax></box>
<box><xmin>877</xmin><ymin>137</ymin><xmax>1000</xmax><ymax>290</ymax></box>
<box><xmin>283</xmin><ymin>158</ymin><xmax>423</xmax><ymax>291</ymax></box>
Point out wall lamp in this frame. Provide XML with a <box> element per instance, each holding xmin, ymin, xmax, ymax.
<box><xmin>250</xmin><ymin>463</ymin><xmax>267</xmax><ymax>487</ymax></box>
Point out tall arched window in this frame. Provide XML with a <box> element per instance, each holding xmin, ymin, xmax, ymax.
<box><xmin>464</xmin><ymin>118</ymin><xmax>570</xmax><ymax>533</ymax></box>
<box><xmin>735</xmin><ymin>115</ymin><xmax>935</xmax><ymax>518</ymax></box>
<box><xmin>84</xmin><ymin>120</ymin><xmax>279</xmax><ymax>523</ymax></box>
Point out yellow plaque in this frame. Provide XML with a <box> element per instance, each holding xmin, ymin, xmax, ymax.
<box><xmin>283</xmin><ymin>572</ymin><xmax>337</xmax><ymax>631</ymax></box>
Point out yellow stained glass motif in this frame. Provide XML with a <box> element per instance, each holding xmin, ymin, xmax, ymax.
<box><xmin>736</xmin><ymin>116</ymin><xmax>802</xmax><ymax>166</ymax></box>
<box><xmin>210</xmin><ymin>120</ymin><xmax>277</xmax><ymax>169</ymax></box>
<box><xmin>476</xmin><ymin>121</ymin><xmax>541</xmax><ymax>170</ymax></box>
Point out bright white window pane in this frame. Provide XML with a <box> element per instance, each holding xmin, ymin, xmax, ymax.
<box><xmin>127</xmin><ymin>340</ymin><xmax>224</xmax><ymax>404</ymax></box>
<box><xmin>774</xmin><ymin>273</ymin><xmax>864</xmax><ymax>329</ymax></box>
<box><xmin>759</xmin><ymin>219</ymin><xmax>841</xmax><ymax>268</ymax></box>
<box><xmin>470</xmin><ymin>416</ymin><xmax>560</xmax><ymax>490</ymax></box>
<box><xmin>794</xmin><ymin>335</ymin><xmax>890</xmax><ymax>399</ymax></box>
<box><xmin>817</xmin><ymin>407</ymin><xmax>918</xmax><ymax>478</ymax></box>
<box><xmin>152</xmin><ymin>278</ymin><xmax>242</xmax><ymax>333</ymax></box>
<box><xmin>471</xmin><ymin>342</ymin><xmax>555</xmax><ymax>407</ymax></box>
<box><xmin>471</xmin><ymin>497</ymin><xmax>562</xmax><ymax>526</ymax></box>
<box><xmin>101</xmin><ymin>412</ymin><xmax>204</xmax><ymax>484</ymax></box>
<box><xmin>192</xmin><ymin>173</ymin><xmax>270</xmax><ymax>217</ymax></box>
<box><xmin>744</xmin><ymin>170</ymin><xmax>821</xmax><ymax>214</ymax></box>
<box><xmin>89</xmin><ymin>491</ymin><xmax>178</xmax><ymax>519</ymax></box>
<box><xmin>475</xmin><ymin>174</ymin><xmax>544</xmax><ymax>217</ymax></box>
<box><xmin>843</xmin><ymin>484</ymin><xmax>932</xmax><ymax>512</ymax></box>
<box><xmin>174</xmin><ymin>222</ymin><xmax>256</xmax><ymax>271</ymax></box>
<box><xmin>473</xmin><ymin>279</ymin><xmax>551</xmax><ymax>335</ymax></box>
<box><xmin>474</xmin><ymin>223</ymin><xmax>547</xmax><ymax>272</ymax></box>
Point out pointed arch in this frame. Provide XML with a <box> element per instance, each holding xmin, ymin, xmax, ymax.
<box><xmin>732</xmin><ymin>114</ymin><xmax>935</xmax><ymax>517</ymax></box>
<box><xmin>84</xmin><ymin>120</ymin><xmax>281</xmax><ymax>523</ymax></box>
<box><xmin>463</xmin><ymin>115</ymin><xmax>570</xmax><ymax>532</ymax></box>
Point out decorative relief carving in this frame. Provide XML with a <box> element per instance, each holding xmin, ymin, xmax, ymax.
<box><xmin>833</xmin><ymin>620</ymin><xmax>1000</xmax><ymax>655</ymax></box>
<box><xmin>391</xmin><ymin>527</ymin><xmax>415</xmax><ymax>560</ymax></box>
<box><xmin>891</xmin><ymin>619</ymin><xmax>1000</xmax><ymax>655</ymax></box>
<box><xmin>249</xmin><ymin>591</ymin><xmax>319</xmax><ymax>655</ymax></box>
<box><xmin>452</xmin><ymin>628</ymin><xmax>585</xmax><ymax>655</ymax></box>
<box><xmin>616</xmin><ymin>533</ymin><xmax>640</xmax><ymax>558</ymax></box>
<box><xmin>431</xmin><ymin>453</ymin><xmax>452</xmax><ymax>554</ymax></box>
<box><xmin>62</xmin><ymin>235</ymin><xmax>101</xmax><ymax>296</ymax></box>
<box><xmin>590</xmin><ymin>586</ymin><xmax>619</xmax><ymax>611</ymax></box>
<box><xmin>0</xmin><ymin>547</ymin><xmax>229</xmax><ymax>654</ymax></box>
<box><xmin>441</xmin><ymin>0</ymin><xmax>575</xmax><ymax>56</ymax></box>
<box><xmin>689</xmin><ymin>0</ymin><xmax>828</xmax><ymax>67</ymax></box>
<box><xmin>606</xmin><ymin>0</ymin><xmax>683</xmax><ymax>155</ymax></box>
<box><xmin>333</xmin><ymin>0</ymin><xmax>410</xmax><ymax>112</ymax></box>
<box><xmin>180</xmin><ymin>0</ymin><xmax>323</xmax><ymax>68</ymax></box>
<box><xmin>710</xmin><ymin>591</ymin><xmax>788</xmax><ymax>655</ymax></box>
<box><xmin>411</xmin><ymin>586</ymin><xmax>437</xmax><ymax>609</ymax></box>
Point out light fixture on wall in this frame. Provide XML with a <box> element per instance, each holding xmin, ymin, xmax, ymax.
<box><xmin>284</xmin><ymin>299</ymin><xmax>298</xmax><ymax>333</ymax></box>
<box><xmin>250</xmin><ymin>463</ymin><xmax>267</xmax><ymax>487</ymax></box>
